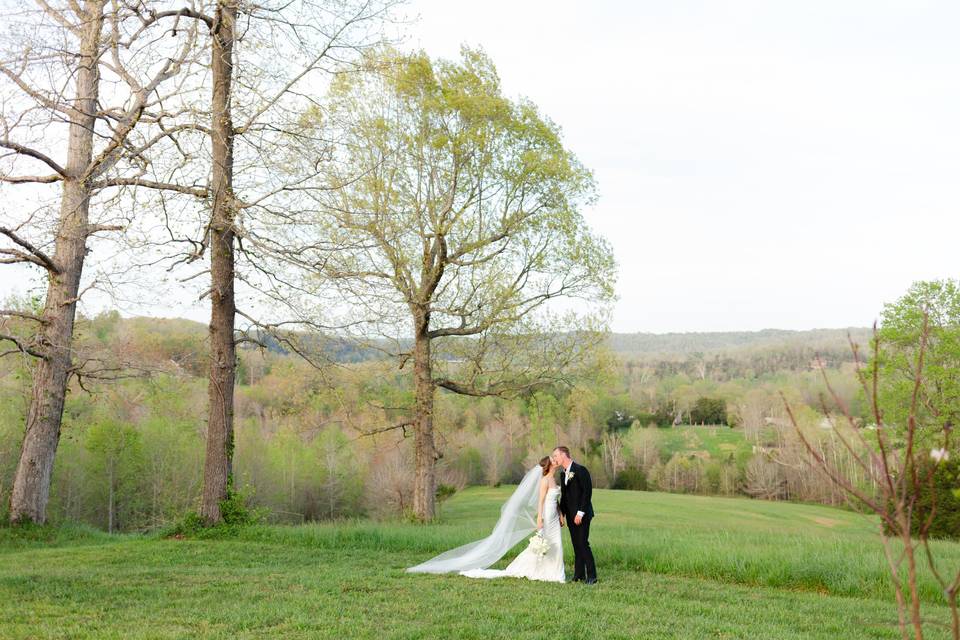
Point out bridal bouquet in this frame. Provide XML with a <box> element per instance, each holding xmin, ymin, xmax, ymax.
<box><xmin>527</xmin><ymin>531</ymin><xmax>550</xmax><ymax>557</ymax></box>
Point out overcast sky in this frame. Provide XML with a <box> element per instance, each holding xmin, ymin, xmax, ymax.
<box><xmin>2</xmin><ymin>1</ymin><xmax>957</xmax><ymax>334</ymax></box>
<box><xmin>405</xmin><ymin>0</ymin><xmax>960</xmax><ymax>332</ymax></box>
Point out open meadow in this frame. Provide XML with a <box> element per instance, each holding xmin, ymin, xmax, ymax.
<box><xmin>2</xmin><ymin>487</ymin><xmax>957</xmax><ymax>639</ymax></box>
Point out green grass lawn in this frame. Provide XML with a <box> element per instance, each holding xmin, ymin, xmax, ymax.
<box><xmin>2</xmin><ymin>488</ymin><xmax>956</xmax><ymax>639</ymax></box>
<box><xmin>654</xmin><ymin>424</ymin><xmax>753</xmax><ymax>461</ymax></box>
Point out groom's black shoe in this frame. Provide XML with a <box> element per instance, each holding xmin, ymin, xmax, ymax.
<box><xmin>584</xmin><ymin>578</ymin><xmax>597</xmax><ymax>585</ymax></box>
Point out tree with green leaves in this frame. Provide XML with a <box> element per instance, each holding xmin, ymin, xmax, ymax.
<box><xmin>690</xmin><ymin>397</ymin><xmax>728</xmax><ymax>426</ymax></box>
<box><xmin>84</xmin><ymin>420</ymin><xmax>144</xmax><ymax>533</ymax></box>
<box><xmin>266</xmin><ymin>48</ymin><xmax>616</xmax><ymax>520</ymax></box>
<box><xmin>874</xmin><ymin>279</ymin><xmax>960</xmax><ymax>442</ymax></box>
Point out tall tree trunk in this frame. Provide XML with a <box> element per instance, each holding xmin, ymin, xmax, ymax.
<box><xmin>412</xmin><ymin>313</ymin><xmax>436</xmax><ymax>521</ymax></box>
<box><xmin>8</xmin><ymin>0</ymin><xmax>105</xmax><ymax>525</ymax></box>
<box><xmin>200</xmin><ymin>0</ymin><xmax>238</xmax><ymax>524</ymax></box>
<box><xmin>108</xmin><ymin>463</ymin><xmax>114</xmax><ymax>534</ymax></box>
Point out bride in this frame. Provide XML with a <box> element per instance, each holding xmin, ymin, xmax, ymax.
<box><xmin>407</xmin><ymin>456</ymin><xmax>565</xmax><ymax>583</ymax></box>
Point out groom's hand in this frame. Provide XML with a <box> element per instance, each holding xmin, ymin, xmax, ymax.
<box><xmin>574</xmin><ymin>514</ymin><xmax>583</xmax><ymax>526</ymax></box>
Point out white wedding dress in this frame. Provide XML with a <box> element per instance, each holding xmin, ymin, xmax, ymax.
<box><xmin>460</xmin><ymin>485</ymin><xmax>565</xmax><ymax>583</ymax></box>
<box><xmin>406</xmin><ymin>466</ymin><xmax>565</xmax><ymax>583</ymax></box>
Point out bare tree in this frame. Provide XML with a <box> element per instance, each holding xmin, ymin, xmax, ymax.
<box><xmin>0</xmin><ymin>0</ymin><xmax>203</xmax><ymax>524</ymax></box>
<box><xmin>366</xmin><ymin>442</ymin><xmax>412</xmax><ymax>518</ymax></box>
<box><xmin>742</xmin><ymin>454</ymin><xmax>785</xmax><ymax>500</ymax></box>
<box><xmin>97</xmin><ymin>0</ymin><xmax>397</xmax><ymax>523</ymax></box>
<box><xmin>601</xmin><ymin>431</ymin><xmax>625</xmax><ymax>486</ymax></box>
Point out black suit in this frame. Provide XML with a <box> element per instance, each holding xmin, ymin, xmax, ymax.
<box><xmin>558</xmin><ymin>461</ymin><xmax>596</xmax><ymax>582</ymax></box>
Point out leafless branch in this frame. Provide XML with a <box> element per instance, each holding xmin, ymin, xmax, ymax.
<box><xmin>0</xmin><ymin>332</ymin><xmax>45</xmax><ymax>359</ymax></box>
<box><xmin>0</xmin><ymin>226</ymin><xmax>60</xmax><ymax>273</ymax></box>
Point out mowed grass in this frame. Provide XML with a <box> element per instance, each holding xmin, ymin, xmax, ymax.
<box><xmin>1</xmin><ymin>488</ymin><xmax>957</xmax><ymax>639</ymax></box>
<box><xmin>654</xmin><ymin>424</ymin><xmax>753</xmax><ymax>460</ymax></box>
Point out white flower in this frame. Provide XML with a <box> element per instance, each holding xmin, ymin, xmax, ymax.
<box><xmin>527</xmin><ymin>532</ymin><xmax>549</xmax><ymax>557</ymax></box>
<box><xmin>931</xmin><ymin>448</ymin><xmax>951</xmax><ymax>462</ymax></box>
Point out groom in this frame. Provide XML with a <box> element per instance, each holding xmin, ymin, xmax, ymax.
<box><xmin>552</xmin><ymin>446</ymin><xmax>597</xmax><ymax>584</ymax></box>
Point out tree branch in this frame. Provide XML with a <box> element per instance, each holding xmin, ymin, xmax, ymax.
<box><xmin>0</xmin><ymin>332</ymin><xmax>45</xmax><ymax>359</ymax></box>
<box><xmin>0</xmin><ymin>309</ymin><xmax>46</xmax><ymax>323</ymax></box>
<box><xmin>93</xmin><ymin>177</ymin><xmax>208</xmax><ymax>197</ymax></box>
<box><xmin>358</xmin><ymin>420</ymin><xmax>415</xmax><ymax>438</ymax></box>
<box><xmin>0</xmin><ymin>140</ymin><xmax>67</xmax><ymax>176</ymax></box>
<box><xmin>0</xmin><ymin>227</ymin><xmax>60</xmax><ymax>273</ymax></box>
<box><xmin>0</xmin><ymin>173</ymin><xmax>63</xmax><ymax>184</ymax></box>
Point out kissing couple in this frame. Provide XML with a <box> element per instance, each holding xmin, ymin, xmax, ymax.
<box><xmin>408</xmin><ymin>446</ymin><xmax>597</xmax><ymax>584</ymax></box>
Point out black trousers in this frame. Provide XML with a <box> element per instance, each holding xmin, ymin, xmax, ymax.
<box><xmin>567</xmin><ymin>514</ymin><xmax>596</xmax><ymax>581</ymax></box>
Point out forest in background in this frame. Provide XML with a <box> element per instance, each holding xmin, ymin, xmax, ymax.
<box><xmin>0</xmin><ymin>311</ymin><xmax>881</xmax><ymax>532</ymax></box>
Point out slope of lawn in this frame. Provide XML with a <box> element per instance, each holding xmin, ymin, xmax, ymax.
<box><xmin>1</xmin><ymin>488</ymin><xmax>956</xmax><ymax>639</ymax></box>
<box><xmin>654</xmin><ymin>424</ymin><xmax>753</xmax><ymax>461</ymax></box>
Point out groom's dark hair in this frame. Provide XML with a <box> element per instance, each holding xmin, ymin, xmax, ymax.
<box><xmin>554</xmin><ymin>446</ymin><xmax>570</xmax><ymax>457</ymax></box>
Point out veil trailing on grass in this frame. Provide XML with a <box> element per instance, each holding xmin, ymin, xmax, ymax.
<box><xmin>406</xmin><ymin>465</ymin><xmax>542</xmax><ymax>574</ymax></box>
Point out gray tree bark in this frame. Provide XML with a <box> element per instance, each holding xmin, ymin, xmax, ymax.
<box><xmin>8</xmin><ymin>0</ymin><xmax>105</xmax><ymax>524</ymax></box>
<box><xmin>411</xmin><ymin>310</ymin><xmax>436</xmax><ymax>521</ymax></box>
<box><xmin>200</xmin><ymin>0</ymin><xmax>238</xmax><ymax>524</ymax></box>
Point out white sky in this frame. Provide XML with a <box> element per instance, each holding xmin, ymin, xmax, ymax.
<box><xmin>406</xmin><ymin>0</ymin><xmax>960</xmax><ymax>332</ymax></box>
<box><xmin>2</xmin><ymin>1</ymin><xmax>958</xmax><ymax>333</ymax></box>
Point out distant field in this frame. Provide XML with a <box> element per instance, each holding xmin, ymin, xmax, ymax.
<box><xmin>1</xmin><ymin>488</ymin><xmax>956</xmax><ymax>639</ymax></box>
<box><xmin>648</xmin><ymin>424</ymin><xmax>753</xmax><ymax>461</ymax></box>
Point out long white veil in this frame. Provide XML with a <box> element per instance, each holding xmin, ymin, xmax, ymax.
<box><xmin>406</xmin><ymin>465</ymin><xmax>542</xmax><ymax>574</ymax></box>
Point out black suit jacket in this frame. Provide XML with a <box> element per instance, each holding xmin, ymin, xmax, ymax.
<box><xmin>559</xmin><ymin>461</ymin><xmax>594</xmax><ymax>519</ymax></box>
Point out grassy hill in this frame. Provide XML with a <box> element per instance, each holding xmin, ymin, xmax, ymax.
<box><xmin>608</xmin><ymin>327</ymin><xmax>873</xmax><ymax>357</ymax></box>
<box><xmin>651</xmin><ymin>425</ymin><xmax>752</xmax><ymax>461</ymax></box>
<box><xmin>81</xmin><ymin>313</ymin><xmax>874</xmax><ymax>362</ymax></box>
<box><xmin>2</xmin><ymin>488</ymin><xmax>956</xmax><ymax>639</ymax></box>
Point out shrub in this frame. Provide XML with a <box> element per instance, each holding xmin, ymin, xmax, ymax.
<box><xmin>653</xmin><ymin>405</ymin><xmax>676</xmax><ymax>428</ymax></box>
<box><xmin>219</xmin><ymin>486</ymin><xmax>265</xmax><ymax>527</ymax></box>
<box><xmin>612</xmin><ymin>467</ymin><xmax>647</xmax><ymax>491</ymax></box>
<box><xmin>690</xmin><ymin>397</ymin><xmax>728</xmax><ymax>426</ymax></box>
<box><xmin>605</xmin><ymin>410</ymin><xmax>635</xmax><ymax>431</ymax></box>
<box><xmin>167</xmin><ymin>486</ymin><xmax>265</xmax><ymax>537</ymax></box>
<box><xmin>910</xmin><ymin>458</ymin><xmax>960</xmax><ymax>540</ymax></box>
<box><xmin>436</xmin><ymin>484</ymin><xmax>457</xmax><ymax>502</ymax></box>
<box><xmin>633</xmin><ymin>412</ymin><xmax>657</xmax><ymax>428</ymax></box>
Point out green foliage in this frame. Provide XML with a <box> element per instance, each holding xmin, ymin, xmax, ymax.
<box><xmin>301</xmin><ymin>46</ymin><xmax>617</xmax><ymax>399</ymax></box>
<box><xmin>169</xmin><ymin>511</ymin><xmax>206</xmax><ymax>536</ymax></box>
<box><xmin>909</xmin><ymin>458</ymin><xmax>960</xmax><ymax>540</ymax></box>
<box><xmin>653</xmin><ymin>404</ymin><xmax>677</xmax><ymax>427</ymax></box>
<box><xmin>236</xmin><ymin>423</ymin><xmax>364</xmax><ymax>522</ymax></box>
<box><xmin>83</xmin><ymin>419</ymin><xmax>145</xmax><ymax>533</ymax></box>
<box><xmin>169</xmin><ymin>487</ymin><xmax>265</xmax><ymax>538</ymax></box>
<box><xmin>689</xmin><ymin>397</ymin><xmax>729</xmax><ymax>426</ymax></box>
<box><xmin>527</xmin><ymin>391</ymin><xmax>566</xmax><ymax>448</ymax></box>
<box><xmin>0</xmin><ymin>311</ymin><xmax>892</xmax><ymax>532</ymax></box>
<box><xmin>605</xmin><ymin>410</ymin><xmax>635</xmax><ymax>431</ymax></box>
<box><xmin>435</xmin><ymin>483</ymin><xmax>457</xmax><ymax>502</ymax></box>
<box><xmin>589</xmin><ymin>392</ymin><xmax>642</xmax><ymax>432</ymax></box>
<box><xmin>632</xmin><ymin>411</ymin><xmax>658</xmax><ymax>428</ymax></box>
<box><xmin>0</xmin><ymin>520</ymin><xmax>111</xmax><ymax>549</ymax></box>
<box><xmin>875</xmin><ymin>279</ymin><xmax>960</xmax><ymax>440</ymax></box>
<box><xmin>219</xmin><ymin>486</ymin><xmax>265</xmax><ymax>527</ymax></box>
<box><xmin>452</xmin><ymin>448</ymin><xmax>484</xmax><ymax>485</ymax></box>
<box><xmin>612</xmin><ymin>466</ymin><xmax>647</xmax><ymax>490</ymax></box>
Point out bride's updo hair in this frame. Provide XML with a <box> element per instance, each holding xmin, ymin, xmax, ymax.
<box><xmin>539</xmin><ymin>456</ymin><xmax>552</xmax><ymax>476</ymax></box>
